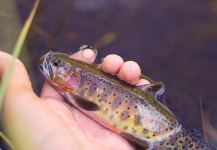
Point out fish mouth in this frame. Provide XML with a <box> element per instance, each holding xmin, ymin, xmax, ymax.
<box><xmin>40</xmin><ymin>51</ymin><xmax>53</xmax><ymax>61</ymax></box>
<box><xmin>39</xmin><ymin>52</ymin><xmax>54</xmax><ymax>79</ymax></box>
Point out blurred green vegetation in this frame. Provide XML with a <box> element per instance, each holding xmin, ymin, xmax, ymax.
<box><xmin>0</xmin><ymin>0</ymin><xmax>39</xmax><ymax>149</ymax></box>
<box><xmin>0</xmin><ymin>0</ymin><xmax>32</xmax><ymax>68</ymax></box>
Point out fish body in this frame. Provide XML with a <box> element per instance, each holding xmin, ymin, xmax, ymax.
<box><xmin>39</xmin><ymin>52</ymin><xmax>217</xmax><ymax>150</ymax></box>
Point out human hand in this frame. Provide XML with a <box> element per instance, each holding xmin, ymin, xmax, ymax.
<box><xmin>1</xmin><ymin>49</ymin><xmax>149</xmax><ymax>150</ymax></box>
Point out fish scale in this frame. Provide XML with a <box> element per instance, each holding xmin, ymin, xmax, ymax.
<box><xmin>39</xmin><ymin>51</ymin><xmax>217</xmax><ymax>150</ymax></box>
<box><xmin>73</xmin><ymin>69</ymin><xmax>177</xmax><ymax>139</ymax></box>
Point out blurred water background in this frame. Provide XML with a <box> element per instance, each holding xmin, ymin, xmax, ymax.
<box><xmin>1</xmin><ymin>0</ymin><xmax>217</xmax><ymax>149</ymax></box>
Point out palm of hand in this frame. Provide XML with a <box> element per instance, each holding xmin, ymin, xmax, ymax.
<box><xmin>2</xmin><ymin>50</ymin><xmax>145</xmax><ymax>150</ymax></box>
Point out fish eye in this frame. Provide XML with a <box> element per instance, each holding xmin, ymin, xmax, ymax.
<box><xmin>53</xmin><ymin>59</ymin><xmax>62</xmax><ymax>67</ymax></box>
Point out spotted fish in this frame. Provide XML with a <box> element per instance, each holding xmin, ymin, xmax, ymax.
<box><xmin>39</xmin><ymin>50</ymin><xmax>217</xmax><ymax>150</ymax></box>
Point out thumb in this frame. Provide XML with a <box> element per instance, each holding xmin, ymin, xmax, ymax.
<box><xmin>0</xmin><ymin>52</ymin><xmax>83</xmax><ymax>150</ymax></box>
<box><xmin>0</xmin><ymin>51</ymin><xmax>34</xmax><ymax>99</ymax></box>
<box><xmin>0</xmin><ymin>51</ymin><xmax>37</xmax><ymax>144</ymax></box>
<box><xmin>0</xmin><ymin>51</ymin><xmax>36</xmax><ymax>112</ymax></box>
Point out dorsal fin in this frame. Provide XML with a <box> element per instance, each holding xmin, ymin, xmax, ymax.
<box><xmin>139</xmin><ymin>83</ymin><xmax>165</xmax><ymax>103</ymax></box>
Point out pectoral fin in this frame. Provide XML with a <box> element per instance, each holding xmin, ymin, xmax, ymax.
<box><xmin>72</xmin><ymin>95</ymin><xmax>100</xmax><ymax>111</ymax></box>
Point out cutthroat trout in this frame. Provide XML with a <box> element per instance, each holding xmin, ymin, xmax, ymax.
<box><xmin>39</xmin><ymin>50</ymin><xmax>217</xmax><ymax>150</ymax></box>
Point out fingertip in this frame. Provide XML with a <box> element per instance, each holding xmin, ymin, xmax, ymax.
<box><xmin>0</xmin><ymin>52</ymin><xmax>33</xmax><ymax>95</ymax></box>
<box><xmin>71</xmin><ymin>49</ymin><xmax>96</xmax><ymax>64</ymax></box>
<box><xmin>101</xmin><ymin>54</ymin><xmax>124</xmax><ymax>74</ymax></box>
<box><xmin>135</xmin><ymin>79</ymin><xmax>150</xmax><ymax>86</ymax></box>
<box><xmin>117</xmin><ymin>61</ymin><xmax>141</xmax><ymax>84</ymax></box>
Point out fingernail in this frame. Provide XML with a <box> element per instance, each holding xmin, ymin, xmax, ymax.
<box><xmin>79</xmin><ymin>45</ymin><xmax>94</xmax><ymax>51</ymax></box>
<box><xmin>82</xmin><ymin>49</ymin><xmax>95</xmax><ymax>59</ymax></box>
<box><xmin>100</xmin><ymin>58</ymin><xmax>104</xmax><ymax>63</ymax></box>
<box><xmin>79</xmin><ymin>45</ymin><xmax>97</xmax><ymax>59</ymax></box>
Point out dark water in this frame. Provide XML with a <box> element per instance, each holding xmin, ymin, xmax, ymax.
<box><xmin>1</xmin><ymin>0</ymin><xmax>217</xmax><ymax>149</ymax></box>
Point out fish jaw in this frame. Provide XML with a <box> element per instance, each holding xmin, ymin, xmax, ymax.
<box><xmin>39</xmin><ymin>52</ymin><xmax>83</xmax><ymax>92</ymax></box>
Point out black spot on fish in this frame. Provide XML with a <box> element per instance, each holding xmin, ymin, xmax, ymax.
<box><xmin>133</xmin><ymin>129</ymin><xmax>137</xmax><ymax>133</ymax></box>
<box><xmin>103</xmin><ymin>108</ymin><xmax>109</xmax><ymax>115</ymax></box>
<box><xmin>121</xmin><ymin>111</ymin><xmax>129</xmax><ymax>120</ymax></box>
<box><xmin>143</xmin><ymin>128</ymin><xmax>148</xmax><ymax>135</ymax></box>
<box><xmin>109</xmin><ymin>114</ymin><xmax>114</xmax><ymax>119</ymax></box>
<box><xmin>134</xmin><ymin>114</ymin><xmax>141</xmax><ymax>125</ymax></box>
<box><xmin>88</xmin><ymin>83</ymin><xmax>97</xmax><ymax>96</ymax></box>
<box><xmin>112</xmin><ymin>97</ymin><xmax>122</xmax><ymax>109</ymax></box>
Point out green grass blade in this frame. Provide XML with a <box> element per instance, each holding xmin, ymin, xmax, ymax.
<box><xmin>0</xmin><ymin>131</ymin><xmax>14</xmax><ymax>149</ymax></box>
<box><xmin>0</xmin><ymin>0</ymin><xmax>40</xmax><ymax>109</ymax></box>
<box><xmin>0</xmin><ymin>0</ymin><xmax>40</xmax><ymax>149</ymax></box>
<box><xmin>11</xmin><ymin>0</ymin><xmax>40</xmax><ymax>58</ymax></box>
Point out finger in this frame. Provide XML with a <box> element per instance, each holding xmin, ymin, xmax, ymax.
<box><xmin>71</xmin><ymin>48</ymin><xmax>96</xmax><ymax>63</ymax></box>
<box><xmin>101</xmin><ymin>54</ymin><xmax>124</xmax><ymax>74</ymax></box>
<box><xmin>40</xmin><ymin>49</ymin><xmax>96</xmax><ymax>99</ymax></box>
<box><xmin>0</xmin><ymin>51</ymin><xmax>34</xmax><ymax>100</ymax></box>
<box><xmin>135</xmin><ymin>79</ymin><xmax>150</xmax><ymax>86</ymax></box>
<box><xmin>117</xmin><ymin>61</ymin><xmax>141</xmax><ymax>84</ymax></box>
<box><xmin>101</xmin><ymin>55</ymin><xmax>150</xmax><ymax>85</ymax></box>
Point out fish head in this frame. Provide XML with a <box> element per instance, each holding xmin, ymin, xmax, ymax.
<box><xmin>39</xmin><ymin>52</ymin><xmax>81</xmax><ymax>92</ymax></box>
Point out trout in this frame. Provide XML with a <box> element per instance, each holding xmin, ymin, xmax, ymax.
<box><xmin>39</xmin><ymin>50</ymin><xmax>217</xmax><ymax>150</ymax></box>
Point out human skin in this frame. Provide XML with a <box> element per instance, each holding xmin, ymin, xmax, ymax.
<box><xmin>1</xmin><ymin>49</ymin><xmax>150</xmax><ymax>150</ymax></box>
